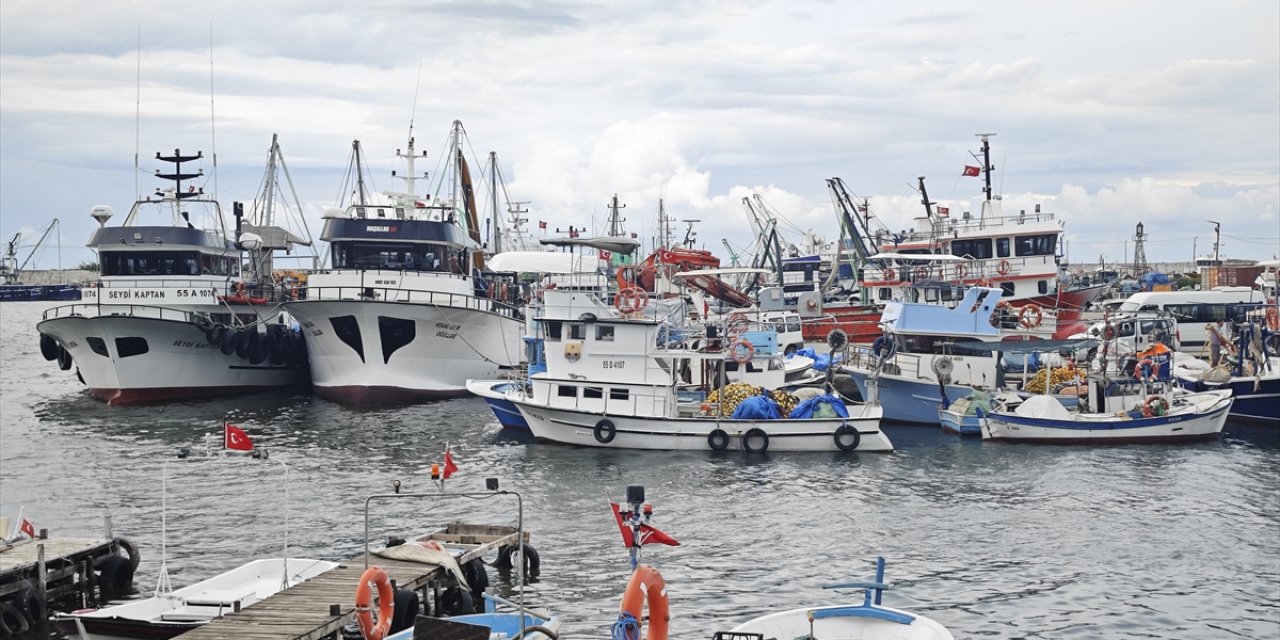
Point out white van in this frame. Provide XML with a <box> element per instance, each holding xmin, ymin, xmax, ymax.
<box><xmin>1117</xmin><ymin>287</ymin><xmax>1267</xmax><ymax>346</ymax></box>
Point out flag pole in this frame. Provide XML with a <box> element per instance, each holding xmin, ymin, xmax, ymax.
<box><xmin>11</xmin><ymin>506</ymin><xmax>23</xmax><ymax>539</ymax></box>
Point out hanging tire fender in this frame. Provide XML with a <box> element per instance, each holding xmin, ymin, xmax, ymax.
<box><xmin>707</xmin><ymin>428</ymin><xmax>730</xmax><ymax>451</ymax></box>
<box><xmin>57</xmin><ymin>346</ymin><xmax>73</xmax><ymax>371</ymax></box>
<box><xmin>742</xmin><ymin>427</ymin><xmax>770</xmax><ymax>453</ymax></box>
<box><xmin>833</xmin><ymin>424</ymin><xmax>861</xmax><ymax>451</ymax></box>
<box><xmin>593</xmin><ymin>419</ymin><xmax>617</xmax><ymax>444</ymax></box>
<box><xmin>40</xmin><ymin>334</ymin><xmax>59</xmax><ymax>361</ymax></box>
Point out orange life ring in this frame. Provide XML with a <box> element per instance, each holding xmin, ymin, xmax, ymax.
<box><xmin>615</xmin><ymin>287</ymin><xmax>649</xmax><ymax>314</ymax></box>
<box><xmin>729</xmin><ymin>338</ymin><xmax>755</xmax><ymax>364</ymax></box>
<box><xmin>234</xmin><ymin>281</ymin><xmax>246</xmax><ymax>294</ymax></box>
<box><xmin>882</xmin><ymin>267</ymin><xmax>895</xmax><ymax>281</ymax></box>
<box><xmin>955</xmin><ymin>263</ymin><xmax>967</xmax><ymax>279</ymax></box>
<box><xmin>1133</xmin><ymin>357</ymin><xmax>1157</xmax><ymax>381</ymax></box>
<box><xmin>914</xmin><ymin>267</ymin><xmax>930</xmax><ymax>281</ymax></box>
<box><xmin>1267</xmin><ymin>306</ymin><xmax>1279</xmax><ymax>331</ymax></box>
<box><xmin>1141</xmin><ymin>394</ymin><xmax>1169</xmax><ymax>417</ymax></box>
<box><xmin>1018</xmin><ymin>303</ymin><xmax>1043</xmax><ymax>329</ymax></box>
<box><xmin>616</xmin><ymin>265</ymin><xmax>640</xmax><ymax>290</ymax></box>
<box><xmin>997</xmin><ymin>260</ymin><xmax>1011</xmax><ymax>275</ymax></box>
<box><xmin>618</xmin><ymin>564</ymin><xmax>669</xmax><ymax>640</ymax></box>
<box><xmin>354</xmin><ymin>566</ymin><xmax>393</xmax><ymax>640</ymax></box>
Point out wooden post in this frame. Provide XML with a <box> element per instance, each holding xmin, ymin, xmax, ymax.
<box><xmin>37</xmin><ymin>543</ymin><xmax>48</xmax><ymax>607</ymax></box>
<box><xmin>329</xmin><ymin>604</ymin><xmax>341</xmax><ymax>616</ymax></box>
<box><xmin>104</xmin><ymin>514</ymin><xmax>113</xmax><ymax>540</ymax></box>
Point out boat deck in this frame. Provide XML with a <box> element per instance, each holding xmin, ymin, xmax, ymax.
<box><xmin>175</xmin><ymin>523</ymin><xmax>523</xmax><ymax>640</ymax></box>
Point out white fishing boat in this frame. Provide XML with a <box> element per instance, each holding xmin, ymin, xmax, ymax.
<box><xmin>503</xmin><ymin>287</ymin><xmax>890</xmax><ymax>452</ymax></box>
<box><xmin>36</xmin><ymin>144</ymin><xmax>312</xmax><ymax>404</ymax></box>
<box><xmin>283</xmin><ymin>122</ymin><xmax>525</xmax><ymax>404</ymax></box>
<box><xmin>981</xmin><ymin>381</ymin><xmax>1233</xmax><ymax>444</ymax></box>
<box><xmin>52</xmin><ymin>558</ymin><xmax>339</xmax><ymax>640</ymax></box>
<box><xmin>716</xmin><ymin>557</ymin><xmax>954</xmax><ymax>640</ymax></box>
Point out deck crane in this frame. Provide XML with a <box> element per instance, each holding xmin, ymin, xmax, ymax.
<box><xmin>3</xmin><ymin>219</ymin><xmax>61</xmax><ymax>284</ymax></box>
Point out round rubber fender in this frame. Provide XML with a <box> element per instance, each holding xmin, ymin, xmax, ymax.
<box><xmin>707</xmin><ymin>428</ymin><xmax>730</xmax><ymax>451</ymax></box>
<box><xmin>206</xmin><ymin>323</ymin><xmax>227</xmax><ymax>347</ymax></box>
<box><xmin>593</xmin><ymin>419</ymin><xmax>617</xmax><ymax>444</ymax></box>
<box><xmin>389</xmin><ymin>588</ymin><xmax>420</xmax><ymax>634</ymax></box>
<box><xmin>117</xmin><ymin>537</ymin><xmax>142</xmax><ymax>571</ymax></box>
<box><xmin>40</xmin><ymin>334</ymin><xmax>59</xmax><ymax>361</ymax></box>
<box><xmin>18</xmin><ymin>588</ymin><xmax>46</xmax><ymax>626</ymax></box>
<box><xmin>465</xmin><ymin>557</ymin><xmax>490</xmax><ymax>593</ymax></box>
<box><xmin>871</xmin><ymin>336</ymin><xmax>896</xmax><ymax>360</ymax></box>
<box><xmin>95</xmin><ymin>554</ymin><xmax>135</xmax><ymax>591</ymax></box>
<box><xmin>0</xmin><ymin>601</ymin><xmax>29</xmax><ymax>635</ymax></box>
<box><xmin>248</xmin><ymin>333</ymin><xmax>269</xmax><ymax>365</ymax></box>
<box><xmin>234</xmin><ymin>329</ymin><xmax>255</xmax><ymax>359</ymax></box>
<box><xmin>57</xmin><ymin>346</ymin><xmax>73</xmax><ymax>371</ymax></box>
<box><xmin>439</xmin><ymin>585</ymin><xmax>473</xmax><ymax>617</ymax></box>
<box><xmin>220</xmin><ymin>329</ymin><xmax>238</xmax><ymax>355</ymax></box>
<box><xmin>194</xmin><ymin>315</ymin><xmax>214</xmax><ymax>332</ymax></box>
<box><xmin>497</xmin><ymin>544</ymin><xmax>541</xmax><ymax>579</ymax></box>
<box><xmin>834</xmin><ymin>424</ymin><xmax>861</xmax><ymax>452</ymax></box>
<box><xmin>741</xmin><ymin>428</ymin><xmax>769</xmax><ymax>453</ymax></box>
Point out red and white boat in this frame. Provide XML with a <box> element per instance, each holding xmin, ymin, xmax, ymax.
<box><xmin>810</xmin><ymin>134</ymin><xmax>1106</xmax><ymax>343</ymax></box>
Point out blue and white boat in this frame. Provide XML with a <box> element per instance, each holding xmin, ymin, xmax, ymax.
<box><xmin>385</xmin><ymin>592</ymin><xmax>559</xmax><ymax>639</ymax></box>
<box><xmin>1174</xmin><ymin>321</ymin><xmax>1279</xmax><ymax>425</ymax></box>
<box><xmin>843</xmin><ymin>287</ymin><xmax>1007</xmax><ymax>424</ymax></box>
<box><xmin>717</xmin><ymin>557</ymin><xmax>953</xmax><ymax>639</ymax></box>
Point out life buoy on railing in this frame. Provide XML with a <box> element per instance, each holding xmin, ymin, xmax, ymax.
<box><xmin>729</xmin><ymin>338</ymin><xmax>754</xmax><ymax>364</ymax></box>
<box><xmin>1133</xmin><ymin>357</ymin><xmax>1157</xmax><ymax>382</ymax></box>
<box><xmin>234</xmin><ymin>281</ymin><xmax>246</xmax><ymax>294</ymax></box>
<box><xmin>955</xmin><ymin>263</ymin><xmax>968</xmax><ymax>279</ymax></box>
<box><xmin>354</xmin><ymin>566</ymin><xmax>394</xmax><ymax>640</ymax></box>
<box><xmin>1141</xmin><ymin>394</ymin><xmax>1169</xmax><ymax>418</ymax></box>
<box><xmin>1018</xmin><ymin>303</ymin><xmax>1044</xmax><ymax>329</ymax></box>
<box><xmin>617</xmin><ymin>565</ymin><xmax>669</xmax><ymax>640</ymax></box>
<box><xmin>614</xmin><ymin>287</ymin><xmax>649</xmax><ymax>314</ymax></box>
<box><xmin>1267</xmin><ymin>306</ymin><xmax>1280</xmax><ymax>331</ymax></box>
<box><xmin>882</xmin><ymin>268</ymin><xmax>896</xmax><ymax>281</ymax></box>
<box><xmin>997</xmin><ymin>260</ymin><xmax>1011</xmax><ymax>275</ymax></box>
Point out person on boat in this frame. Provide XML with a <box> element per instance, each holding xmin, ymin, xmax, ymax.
<box><xmin>1207</xmin><ymin>319</ymin><xmax>1234</xmax><ymax>366</ymax></box>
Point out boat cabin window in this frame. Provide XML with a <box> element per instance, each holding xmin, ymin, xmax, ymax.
<box><xmin>924</xmin><ymin>288</ymin><xmax>940</xmax><ymax>303</ymax></box>
<box><xmin>996</xmin><ymin>238</ymin><xmax>1010</xmax><ymax>258</ymax></box>
<box><xmin>100</xmin><ymin>250</ymin><xmax>207</xmax><ymax>277</ymax></box>
<box><xmin>199</xmin><ymin>253</ymin><xmax>239</xmax><ymax>276</ymax></box>
<box><xmin>331</xmin><ymin>242</ymin><xmax>458</xmax><ymax>273</ymax></box>
<box><xmin>879</xmin><ymin>287</ymin><xmax>892</xmax><ymax>301</ymax></box>
<box><xmin>569</xmin><ymin>324</ymin><xmax>587</xmax><ymax>340</ymax></box>
<box><xmin>951</xmin><ymin>238</ymin><xmax>993</xmax><ymax>260</ymax></box>
<box><xmin>1001</xmin><ymin>282</ymin><xmax>1015</xmax><ymax>297</ymax></box>
<box><xmin>1038</xmin><ymin>280</ymin><xmax>1049</xmax><ymax>294</ymax></box>
<box><xmin>114</xmin><ymin>337</ymin><xmax>149</xmax><ymax>358</ymax></box>
<box><xmin>900</xmin><ymin>334</ymin><xmax>984</xmax><ymax>355</ymax></box>
<box><xmin>86</xmin><ymin>337</ymin><xmax>109</xmax><ymax>357</ymax></box>
<box><xmin>1014</xmin><ymin>233</ymin><xmax>1057</xmax><ymax>257</ymax></box>
<box><xmin>557</xmin><ymin>385</ymin><xmax>577</xmax><ymax>398</ymax></box>
<box><xmin>583</xmin><ymin>387</ymin><xmax>603</xmax><ymax>399</ymax></box>
<box><xmin>545</xmin><ymin>321</ymin><xmax>562</xmax><ymax>341</ymax></box>
<box><xmin>610</xmin><ymin>388</ymin><xmax>629</xmax><ymax>400</ymax></box>
<box><xmin>596</xmin><ymin>326</ymin><xmax>615</xmax><ymax>341</ymax></box>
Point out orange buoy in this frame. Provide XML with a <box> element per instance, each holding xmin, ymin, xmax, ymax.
<box><xmin>618</xmin><ymin>565</ymin><xmax>669</xmax><ymax>640</ymax></box>
<box><xmin>354</xmin><ymin>566</ymin><xmax>394</xmax><ymax>640</ymax></box>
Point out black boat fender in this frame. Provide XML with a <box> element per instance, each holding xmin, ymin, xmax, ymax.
<box><xmin>17</xmin><ymin>588</ymin><xmax>46</xmax><ymax>626</ymax></box>
<box><xmin>206</xmin><ymin>323</ymin><xmax>227</xmax><ymax>347</ymax></box>
<box><xmin>496</xmin><ymin>543</ymin><xmax>541</xmax><ymax>579</ymax></box>
<box><xmin>234</xmin><ymin>330</ymin><xmax>256</xmax><ymax>359</ymax></box>
<box><xmin>248</xmin><ymin>333</ymin><xmax>269</xmax><ymax>365</ymax></box>
<box><xmin>742</xmin><ymin>428</ymin><xmax>769</xmax><ymax>453</ymax></box>
<box><xmin>593</xmin><ymin>419</ymin><xmax>617</xmax><ymax>444</ymax></box>
<box><xmin>707</xmin><ymin>428</ymin><xmax>730</xmax><ymax>451</ymax></box>
<box><xmin>834</xmin><ymin>424</ymin><xmax>861</xmax><ymax>451</ymax></box>
<box><xmin>220</xmin><ymin>329</ymin><xmax>238</xmax><ymax>355</ymax></box>
<box><xmin>39</xmin><ymin>334</ymin><xmax>59</xmax><ymax>361</ymax></box>
<box><xmin>95</xmin><ymin>554</ymin><xmax>134</xmax><ymax>591</ymax></box>
<box><xmin>0</xmin><ymin>601</ymin><xmax>30</xmax><ymax>635</ymax></box>
<box><xmin>56</xmin><ymin>346</ymin><xmax>73</xmax><ymax>371</ymax></box>
<box><xmin>439</xmin><ymin>585</ymin><xmax>473</xmax><ymax>617</ymax></box>
<box><xmin>389</xmin><ymin>588</ymin><xmax>420</xmax><ymax>633</ymax></box>
<box><xmin>194</xmin><ymin>315</ymin><xmax>214</xmax><ymax>332</ymax></box>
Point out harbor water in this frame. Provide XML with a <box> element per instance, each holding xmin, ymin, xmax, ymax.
<box><xmin>1</xmin><ymin>301</ymin><xmax>1278</xmax><ymax>639</ymax></box>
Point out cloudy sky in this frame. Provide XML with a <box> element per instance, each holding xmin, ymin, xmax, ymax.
<box><xmin>2</xmin><ymin>0</ymin><xmax>1277</xmax><ymax>272</ymax></box>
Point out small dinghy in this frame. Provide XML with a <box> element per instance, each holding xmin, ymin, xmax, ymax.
<box><xmin>716</xmin><ymin>557</ymin><xmax>953</xmax><ymax>640</ymax></box>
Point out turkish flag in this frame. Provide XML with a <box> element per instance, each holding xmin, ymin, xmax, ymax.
<box><xmin>224</xmin><ymin>424</ymin><xmax>253</xmax><ymax>451</ymax></box>
<box><xmin>443</xmin><ymin>447</ymin><xmax>458</xmax><ymax>479</ymax></box>
<box><xmin>19</xmin><ymin>518</ymin><xmax>35</xmax><ymax>539</ymax></box>
<box><xmin>609</xmin><ymin>502</ymin><xmax>680</xmax><ymax>548</ymax></box>
<box><xmin>962</xmin><ymin>165</ymin><xmax>981</xmax><ymax>177</ymax></box>
<box><xmin>599</xmin><ymin>249</ymin><xmax>612</xmax><ymax>261</ymax></box>
<box><xmin>937</xmin><ymin>206</ymin><xmax>950</xmax><ymax>217</ymax></box>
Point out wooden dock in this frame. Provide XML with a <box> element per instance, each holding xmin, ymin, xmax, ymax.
<box><xmin>0</xmin><ymin>520</ymin><xmax>138</xmax><ymax>637</ymax></box>
<box><xmin>176</xmin><ymin>523</ymin><xmax>524</xmax><ymax>640</ymax></box>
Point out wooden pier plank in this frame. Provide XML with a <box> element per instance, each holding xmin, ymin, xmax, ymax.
<box><xmin>175</xmin><ymin>524</ymin><xmax>520</xmax><ymax>640</ymax></box>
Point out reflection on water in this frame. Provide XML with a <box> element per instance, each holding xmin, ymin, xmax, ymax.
<box><xmin>1</xmin><ymin>301</ymin><xmax>1278</xmax><ymax>639</ymax></box>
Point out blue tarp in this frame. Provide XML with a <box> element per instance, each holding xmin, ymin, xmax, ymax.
<box><xmin>795</xmin><ymin>347</ymin><xmax>819</xmax><ymax>359</ymax></box>
<box><xmin>788</xmin><ymin>395</ymin><xmax>851</xmax><ymax>419</ymax></box>
<box><xmin>792</xmin><ymin>348</ymin><xmax>842</xmax><ymax>372</ymax></box>
<box><xmin>731</xmin><ymin>394</ymin><xmax>782</xmax><ymax>419</ymax></box>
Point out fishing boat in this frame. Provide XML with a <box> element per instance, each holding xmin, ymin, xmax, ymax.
<box><xmin>35</xmin><ymin>145</ymin><xmax>311</xmax><ymax>404</ymax></box>
<box><xmin>0</xmin><ymin>219</ymin><xmax>84</xmax><ymax>302</ymax></box>
<box><xmin>52</xmin><ymin>558</ymin><xmax>339</xmax><ymax>640</ymax></box>
<box><xmin>503</xmin><ymin>286</ymin><xmax>890</xmax><ymax>452</ymax></box>
<box><xmin>1174</xmin><ymin>319</ymin><xmax>1279</xmax><ymax>424</ymax></box>
<box><xmin>382</xmin><ymin>593</ymin><xmax>560</xmax><ymax>640</ymax></box>
<box><xmin>716</xmin><ymin>557</ymin><xmax>954</xmax><ymax>640</ymax></box>
<box><xmin>282</xmin><ymin>122</ymin><xmax>525</xmax><ymax>404</ymax></box>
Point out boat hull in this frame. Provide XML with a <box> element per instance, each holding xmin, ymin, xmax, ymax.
<box><xmin>847</xmin><ymin>370</ymin><xmax>978</xmax><ymax>425</ymax></box>
<box><xmin>938</xmin><ymin>408</ymin><xmax>982</xmax><ymax>436</ymax></box>
<box><xmin>37</xmin><ymin>314</ymin><xmax>308</xmax><ymax>405</ymax></box>
<box><xmin>514</xmin><ymin>401</ymin><xmax>892</xmax><ymax>452</ymax></box>
<box><xmin>982</xmin><ymin>394</ymin><xmax>1233</xmax><ymax>443</ymax></box>
<box><xmin>800</xmin><ymin>305</ymin><xmax>885</xmax><ymax>343</ymax></box>
<box><xmin>730</xmin><ymin>604</ymin><xmax>954</xmax><ymax>640</ymax></box>
<box><xmin>1176</xmin><ymin>373</ymin><xmax>1280</xmax><ymax>425</ymax></box>
<box><xmin>285</xmin><ymin>299</ymin><xmax>523</xmax><ymax>404</ymax></box>
<box><xmin>465</xmin><ymin>379</ymin><xmax>531</xmax><ymax>430</ymax></box>
<box><xmin>0</xmin><ymin>283</ymin><xmax>81</xmax><ymax>302</ymax></box>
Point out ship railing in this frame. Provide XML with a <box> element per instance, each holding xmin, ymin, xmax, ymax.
<box><xmin>300</xmin><ymin>285</ymin><xmax>523</xmax><ymax>318</ymax></box>
<box><xmin>41</xmin><ymin>303</ymin><xmax>197</xmax><ymax>323</ymax></box>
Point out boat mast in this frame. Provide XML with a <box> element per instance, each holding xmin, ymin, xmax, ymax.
<box><xmin>607</xmin><ymin>194</ymin><xmax>627</xmax><ymax>237</ymax></box>
<box><xmin>394</xmin><ymin>130</ymin><xmax>427</xmax><ymax>206</ymax></box>
<box><xmin>490</xmin><ymin>151</ymin><xmax>501</xmax><ymax>255</ymax></box>
<box><xmin>353</xmin><ymin>141</ymin><xmax>369</xmax><ymax>206</ymax></box>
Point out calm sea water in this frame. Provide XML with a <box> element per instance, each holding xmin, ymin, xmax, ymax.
<box><xmin>1</xmin><ymin>301</ymin><xmax>1278</xmax><ymax>639</ymax></box>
